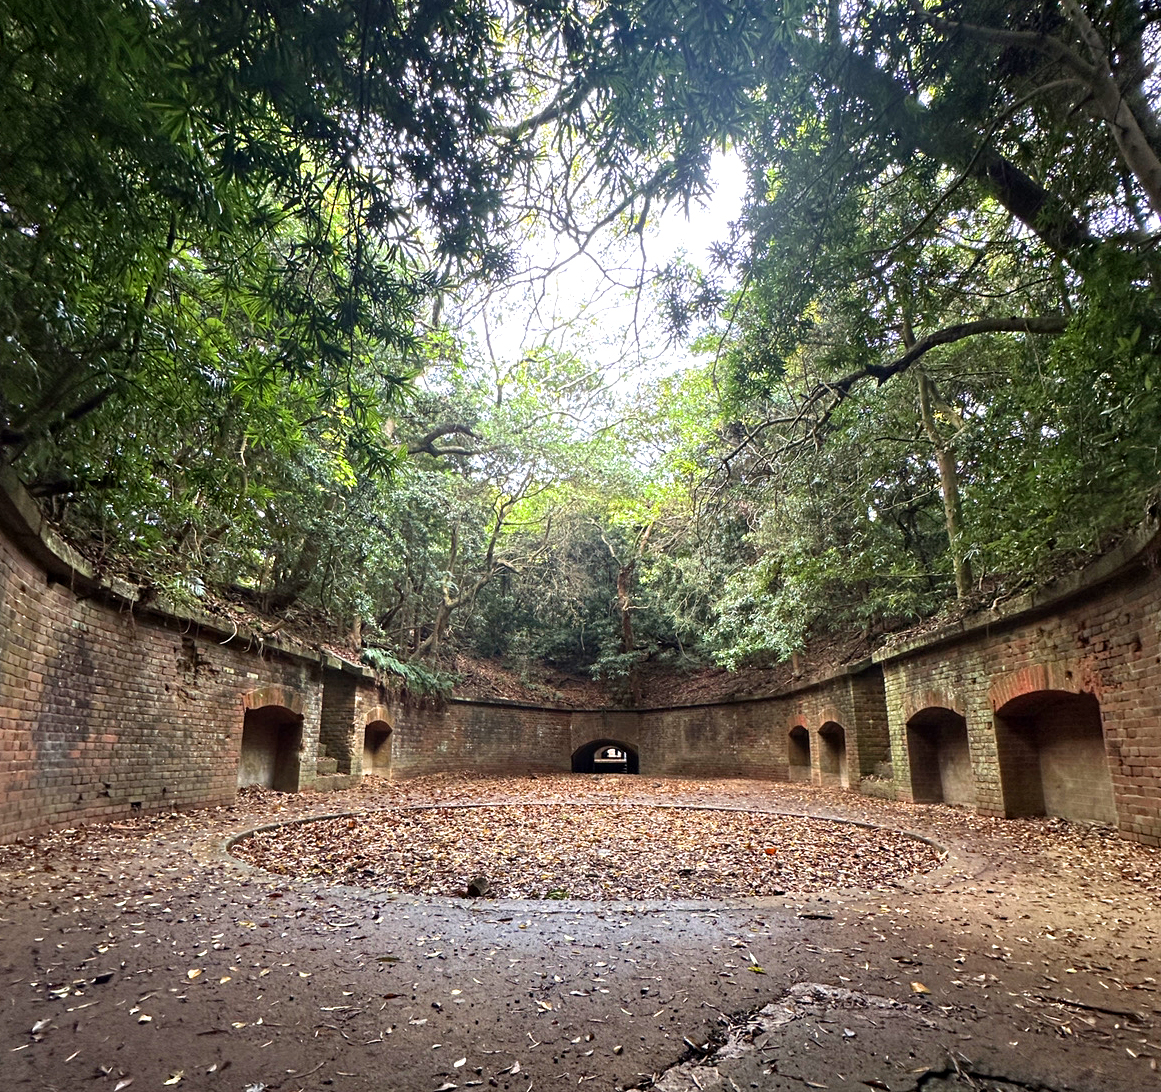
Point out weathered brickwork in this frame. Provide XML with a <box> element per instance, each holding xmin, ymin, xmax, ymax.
<box><xmin>0</xmin><ymin>489</ymin><xmax>324</xmax><ymax>842</ymax></box>
<box><xmin>351</xmin><ymin>669</ymin><xmax>883</xmax><ymax>788</ymax></box>
<box><xmin>636</xmin><ymin>701</ymin><xmax>786</xmax><ymax>780</ymax></box>
<box><xmin>319</xmin><ymin>666</ymin><xmax>361</xmax><ymax>774</ymax></box>
<box><xmin>2</xmin><ymin>464</ymin><xmax>1159</xmax><ymax>846</ymax></box>
<box><xmin>877</xmin><ymin>537</ymin><xmax>1161</xmax><ymax>845</ymax></box>
<box><xmin>382</xmin><ymin>697</ymin><xmax>573</xmax><ymax>778</ymax></box>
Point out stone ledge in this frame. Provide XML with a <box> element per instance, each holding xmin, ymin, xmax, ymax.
<box><xmin>0</xmin><ymin>464</ymin><xmax>364</xmax><ymax>675</ymax></box>
<box><xmin>873</xmin><ymin>514</ymin><xmax>1161</xmax><ymax>666</ymax></box>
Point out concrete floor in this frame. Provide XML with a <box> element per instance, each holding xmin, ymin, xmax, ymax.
<box><xmin>1</xmin><ymin>775</ymin><xmax>1158</xmax><ymax>1092</ymax></box>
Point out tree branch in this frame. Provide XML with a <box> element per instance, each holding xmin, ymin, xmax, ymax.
<box><xmin>407</xmin><ymin>422</ymin><xmax>479</xmax><ymax>457</ymax></box>
<box><xmin>808</xmin><ymin>314</ymin><xmax>1070</xmax><ymax>411</ymax></box>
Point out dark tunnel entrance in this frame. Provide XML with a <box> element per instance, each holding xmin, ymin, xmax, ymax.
<box><xmin>572</xmin><ymin>739</ymin><xmax>640</xmax><ymax>774</ymax></box>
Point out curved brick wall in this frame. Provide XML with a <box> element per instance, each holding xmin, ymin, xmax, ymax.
<box><xmin>0</xmin><ymin>470</ymin><xmax>328</xmax><ymax>842</ymax></box>
<box><xmin>1</xmin><ymin>466</ymin><xmax>1159</xmax><ymax>845</ymax></box>
<box><xmin>875</xmin><ymin>522</ymin><xmax>1161</xmax><ymax>845</ymax></box>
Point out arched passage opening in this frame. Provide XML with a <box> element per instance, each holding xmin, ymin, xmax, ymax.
<box><xmin>788</xmin><ymin>726</ymin><xmax>811</xmax><ymax>782</ymax></box>
<box><xmin>238</xmin><ymin>705</ymin><xmax>303</xmax><ymax>791</ymax></box>
<box><xmin>572</xmin><ymin>739</ymin><xmax>639</xmax><ymax>774</ymax></box>
<box><xmin>906</xmin><ymin>707</ymin><xmax>973</xmax><ymax>807</ymax></box>
<box><xmin>362</xmin><ymin>720</ymin><xmax>393</xmax><ymax>776</ymax></box>
<box><xmin>994</xmin><ymin>689</ymin><xmax>1116</xmax><ymax>824</ymax></box>
<box><xmin>819</xmin><ymin>721</ymin><xmax>848</xmax><ymax>788</ymax></box>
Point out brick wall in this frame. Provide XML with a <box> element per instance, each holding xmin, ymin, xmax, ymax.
<box><xmin>0</xmin><ymin>477</ymin><xmax>325</xmax><ymax>842</ymax></box>
<box><xmin>877</xmin><ymin>524</ymin><xmax>1161</xmax><ymax>845</ymax></box>
<box><xmin>319</xmin><ymin>666</ymin><xmax>360</xmax><ymax>774</ymax></box>
<box><xmin>383</xmin><ymin>697</ymin><xmax>574</xmax><ymax>778</ymax></box>
<box><xmin>357</xmin><ymin>667</ymin><xmax>887</xmax><ymax>788</ymax></box>
<box><xmin>4</xmin><ymin>463</ymin><xmax>1160</xmax><ymax>847</ymax></box>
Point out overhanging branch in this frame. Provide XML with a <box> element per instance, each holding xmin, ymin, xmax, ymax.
<box><xmin>811</xmin><ymin>314</ymin><xmax>1070</xmax><ymax>410</ymax></box>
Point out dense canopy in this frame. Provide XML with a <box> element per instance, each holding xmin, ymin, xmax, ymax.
<box><xmin>2</xmin><ymin>0</ymin><xmax>1159</xmax><ymax>693</ymax></box>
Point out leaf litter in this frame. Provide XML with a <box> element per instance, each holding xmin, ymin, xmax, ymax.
<box><xmin>229</xmin><ymin>802</ymin><xmax>943</xmax><ymax>900</ymax></box>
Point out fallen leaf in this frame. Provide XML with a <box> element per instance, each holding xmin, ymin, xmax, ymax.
<box><xmin>163</xmin><ymin>1072</ymin><xmax>184</xmax><ymax>1085</ymax></box>
<box><xmin>910</xmin><ymin>981</ymin><xmax>931</xmax><ymax>995</ymax></box>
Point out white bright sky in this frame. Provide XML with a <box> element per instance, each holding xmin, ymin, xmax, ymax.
<box><xmin>464</xmin><ymin>150</ymin><xmax>749</xmax><ymax>390</ymax></box>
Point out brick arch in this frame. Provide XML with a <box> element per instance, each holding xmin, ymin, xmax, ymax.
<box><xmin>362</xmin><ymin>704</ymin><xmax>392</xmax><ymax>728</ymax></box>
<box><xmin>787</xmin><ymin>724</ymin><xmax>811</xmax><ymax>781</ymax></box>
<box><xmin>238</xmin><ymin>686</ymin><xmax>305</xmax><ymax>792</ymax></box>
<box><xmin>818</xmin><ymin>720</ymin><xmax>848</xmax><ymax>787</ymax></box>
<box><xmin>811</xmin><ymin>705</ymin><xmax>845</xmax><ymax>733</ymax></box>
<box><xmin>989</xmin><ymin>663</ymin><xmax>1088</xmax><ymax>712</ymax></box>
<box><xmin>362</xmin><ymin>708</ymin><xmax>393</xmax><ymax>776</ymax></box>
<box><xmin>906</xmin><ymin>706</ymin><xmax>973</xmax><ymax>807</ymax></box>
<box><xmin>241</xmin><ymin>685</ymin><xmax>305</xmax><ymax>716</ymax></box>
<box><xmin>903</xmin><ymin>688</ymin><xmax>965</xmax><ymax>724</ymax></box>
<box><xmin>572</xmin><ymin>739</ymin><xmax>639</xmax><ymax>774</ymax></box>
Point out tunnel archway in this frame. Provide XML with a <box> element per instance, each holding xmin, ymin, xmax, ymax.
<box><xmin>994</xmin><ymin>689</ymin><xmax>1115</xmax><ymax>824</ymax></box>
<box><xmin>907</xmin><ymin>706</ymin><xmax>973</xmax><ymax>806</ymax></box>
<box><xmin>788</xmin><ymin>726</ymin><xmax>811</xmax><ymax>781</ymax></box>
<box><xmin>572</xmin><ymin>739</ymin><xmax>639</xmax><ymax>774</ymax></box>
<box><xmin>238</xmin><ymin>704</ymin><xmax>303</xmax><ymax>791</ymax></box>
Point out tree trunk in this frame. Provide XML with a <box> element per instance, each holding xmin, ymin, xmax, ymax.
<box><xmin>1059</xmin><ymin>0</ymin><xmax>1161</xmax><ymax>217</ymax></box>
<box><xmin>916</xmin><ymin>367</ymin><xmax>972</xmax><ymax>599</ymax></box>
<box><xmin>616</xmin><ymin>562</ymin><xmax>635</xmax><ymax>654</ymax></box>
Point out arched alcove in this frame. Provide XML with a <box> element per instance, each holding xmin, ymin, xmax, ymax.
<box><xmin>906</xmin><ymin>707</ymin><xmax>973</xmax><ymax>806</ymax></box>
<box><xmin>362</xmin><ymin>719</ymin><xmax>393</xmax><ymax>776</ymax></box>
<box><xmin>572</xmin><ymin>739</ymin><xmax>639</xmax><ymax>774</ymax></box>
<box><xmin>994</xmin><ymin>689</ymin><xmax>1115</xmax><ymax>824</ymax></box>
<box><xmin>788</xmin><ymin>726</ymin><xmax>811</xmax><ymax>782</ymax></box>
<box><xmin>238</xmin><ymin>704</ymin><xmax>303</xmax><ymax>791</ymax></box>
<box><xmin>818</xmin><ymin>721</ymin><xmax>848</xmax><ymax>788</ymax></box>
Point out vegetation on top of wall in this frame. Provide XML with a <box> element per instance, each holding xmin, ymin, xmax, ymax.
<box><xmin>360</xmin><ymin>646</ymin><xmax>457</xmax><ymax>701</ymax></box>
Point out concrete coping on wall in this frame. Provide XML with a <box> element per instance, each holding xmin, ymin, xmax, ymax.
<box><xmin>872</xmin><ymin>512</ymin><xmax>1161</xmax><ymax>666</ymax></box>
<box><xmin>0</xmin><ymin>464</ymin><xmax>366</xmax><ymax>675</ymax></box>
<box><xmin>321</xmin><ymin>651</ymin><xmax>377</xmax><ymax>679</ymax></box>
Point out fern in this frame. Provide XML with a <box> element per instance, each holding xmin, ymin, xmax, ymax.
<box><xmin>360</xmin><ymin>646</ymin><xmax>456</xmax><ymax>698</ymax></box>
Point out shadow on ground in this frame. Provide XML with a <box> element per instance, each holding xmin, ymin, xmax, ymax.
<box><xmin>1</xmin><ymin>775</ymin><xmax>1158</xmax><ymax>1092</ymax></box>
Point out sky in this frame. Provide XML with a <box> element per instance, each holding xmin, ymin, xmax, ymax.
<box><xmin>462</xmin><ymin>150</ymin><xmax>749</xmax><ymax>389</ymax></box>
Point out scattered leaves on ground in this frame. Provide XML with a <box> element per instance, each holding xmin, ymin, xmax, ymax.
<box><xmin>229</xmin><ymin>802</ymin><xmax>944</xmax><ymax>900</ymax></box>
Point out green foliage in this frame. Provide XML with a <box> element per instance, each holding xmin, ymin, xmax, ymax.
<box><xmin>360</xmin><ymin>646</ymin><xmax>456</xmax><ymax>699</ymax></box>
<box><xmin>5</xmin><ymin>0</ymin><xmax>1160</xmax><ymax>688</ymax></box>
<box><xmin>963</xmin><ymin>282</ymin><xmax>1161</xmax><ymax>578</ymax></box>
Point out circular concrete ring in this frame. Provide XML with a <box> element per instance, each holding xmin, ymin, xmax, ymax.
<box><xmin>217</xmin><ymin>801</ymin><xmax>959</xmax><ymax>912</ymax></box>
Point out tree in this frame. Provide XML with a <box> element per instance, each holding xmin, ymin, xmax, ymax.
<box><xmin>0</xmin><ymin>0</ymin><xmax>597</xmax><ymax>622</ymax></box>
<box><xmin>592</xmin><ymin>1</ymin><xmax>1161</xmax><ymax>627</ymax></box>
